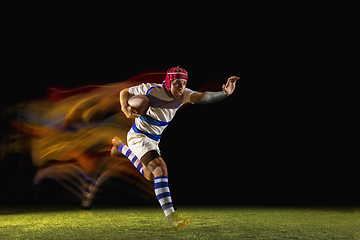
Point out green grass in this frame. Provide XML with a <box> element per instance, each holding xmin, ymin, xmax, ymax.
<box><xmin>0</xmin><ymin>205</ymin><xmax>358</xmax><ymax>239</ymax></box>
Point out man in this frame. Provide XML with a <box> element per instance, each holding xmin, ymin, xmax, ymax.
<box><xmin>111</xmin><ymin>66</ymin><xmax>239</xmax><ymax>230</ymax></box>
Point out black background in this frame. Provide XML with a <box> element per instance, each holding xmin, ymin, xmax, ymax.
<box><xmin>1</xmin><ymin>9</ymin><xmax>349</xmax><ymax>207</ymax></box>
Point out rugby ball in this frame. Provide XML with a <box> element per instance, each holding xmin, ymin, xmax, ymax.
<box><xmin>128</xmin><ymin>95</ymin><xmax>150</xmax><ymax>116</ymax></box>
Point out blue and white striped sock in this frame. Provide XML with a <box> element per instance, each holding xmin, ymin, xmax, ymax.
<box><xmin>154</xmin><ymin>176</ymin><xmax>175</xmax><ymax>219</ymax></box>
<box><xmin>118</xmin><ymin>143</ymin><xmax>144</xmax><ymax>176</ymax></box>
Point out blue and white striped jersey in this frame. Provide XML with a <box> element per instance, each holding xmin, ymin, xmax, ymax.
<box><xmin>128</xmin><ymin>83</ymin><xmax>195</xmax><ymax>141</ymax></box>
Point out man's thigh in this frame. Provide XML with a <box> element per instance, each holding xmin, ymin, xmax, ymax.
<box><xmin>141</xmin><ymin>150</ymin><xmax>167</xmax><ymax>176</ymax></box>
<box><xmin>141</xmin><ymin>150</ymin><xmax>160</xmax><ymax>166</ymax></box>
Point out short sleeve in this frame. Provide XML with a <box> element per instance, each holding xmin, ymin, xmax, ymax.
<box><xmin>128</xmin><ymin>83</ymin><xmax>153</xmax><ymax>95</ymax></box>
<box><xmin>182</xmin><ymin>88</ymin><xmax>196</xmax><ymax>104</ymax></box>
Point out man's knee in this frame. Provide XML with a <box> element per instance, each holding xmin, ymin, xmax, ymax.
<box><xmin>141</xmin><ymin>151</ymin><xmax>167</xmax><ymax>177</ymax></box>
<box><xmin>151</xmin><ymin>164</ymin><xmax>166</xmax><ymax>176</ymax></box>
<box><xmin>148</xmin><ymin>159</ymin><xmax>167</xmax><ymax>177</ymax></box>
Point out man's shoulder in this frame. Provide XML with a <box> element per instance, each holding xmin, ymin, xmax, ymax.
<box><xmin>129</xmin><ymin>83</ymin><xmax>162</xmax><ymax>95</ymax></box>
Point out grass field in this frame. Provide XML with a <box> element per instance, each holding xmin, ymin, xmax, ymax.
<box><xmin>0</xmin><ymin>205</ymin><xmax>357</xmax><ymax>239</ymax></box>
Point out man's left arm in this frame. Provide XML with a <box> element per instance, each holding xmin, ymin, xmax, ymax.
<box><xmin>190</xmin><ymin>76</ymin><xmax>239</xmax><ymax>104</ymax></box>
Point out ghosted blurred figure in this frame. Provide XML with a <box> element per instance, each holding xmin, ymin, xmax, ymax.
<box><xmin>0</xmin><ymin>72</ymin><xmax>171</xmax><ymax>207</ymax></box>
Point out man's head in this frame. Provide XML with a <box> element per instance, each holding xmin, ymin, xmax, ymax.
<box><xmin>164</xmin><ymin>66</ymin><xmax>188</xmax><ymax>98</ymax></box>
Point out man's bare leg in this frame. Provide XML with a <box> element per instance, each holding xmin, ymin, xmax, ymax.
<box><xmin>140</xmin><ymin>150</ymin><xmax>168</xmax><ymax>177</ymax></box>
<box><xmin>141</xmin><ymin>151</ymin><xmax>189</xmax><ymax>230</ymax></box>
<box><xmin>111</xmin><ymin>138</ymin><xmax>188</xmax><ymax>229</ymax></box>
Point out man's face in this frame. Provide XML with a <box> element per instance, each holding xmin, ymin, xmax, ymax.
<box><xmin>171</xmin><ymin>80</ymin><xmax>187</xmax><ymax>98</ymax></box>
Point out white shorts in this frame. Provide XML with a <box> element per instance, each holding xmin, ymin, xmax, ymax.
<box><xmin>127</xmin><ymin>128</ymin><xmax>161</xmax><ymax>160</ymax></box>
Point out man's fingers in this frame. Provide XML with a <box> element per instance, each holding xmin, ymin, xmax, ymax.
<box><xmin>130</xmin><ymin>106</ymin><xmax>138</xmax><ymax>113</ymax></box>
<box><xmin>228</xmin><ymin>76</ymin><xmax>239</xmax><ymax>83</ymax></box>
<box><xmin>230</xmin><ymin>77</ymin><xmax>239</xmax><ymax>84</ymax></box>
<box><xmin>131</xmin><ymin>108</ymin><xmax>141</xmax><ymax>118</ymax></box>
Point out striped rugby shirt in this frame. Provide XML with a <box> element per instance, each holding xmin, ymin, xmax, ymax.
<box><xmin>128</xmin><ymin>82</ymin><xmax>195</xmax><ymax>141</ymax></box>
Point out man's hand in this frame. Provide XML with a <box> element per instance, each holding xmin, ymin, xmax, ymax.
<box><xmin>120</xmin><ymin>88</ymin><xmax>141</xmax><ymax>118</ymax></box>
<box><xmin>222</xmin><ymin>76</ymin><xmax>239</xmax><ymax>96</ymax></box>
<box><xmin>121</xmin><ymin>105</ymin><xmax>141</xmax><ymax>118</ymax></box>
<box><xmin>190</xmin><ymin>76</ymin><xmax>240</xmax><ymax>104</ymax></box>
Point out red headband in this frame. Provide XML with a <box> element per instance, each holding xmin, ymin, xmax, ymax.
<box><xmin>163</xmin><ymin>67</ymin><xmax>188</xmax><ymax>90</ymax></box>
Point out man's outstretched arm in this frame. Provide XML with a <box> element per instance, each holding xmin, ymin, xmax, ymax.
<box><xmin>190</xmin><ymin>76</ymin><xmax>239</xmax><ymax>104</ymax></box>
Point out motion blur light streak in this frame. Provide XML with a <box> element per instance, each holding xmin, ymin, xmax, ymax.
<box><xmin>0</xmin><ymin>72</ymin><xmax>168</xmax><ymax>205</ymax></box>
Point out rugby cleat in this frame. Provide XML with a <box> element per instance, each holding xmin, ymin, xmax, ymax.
<box><xmin>168</xmin><ymin>212</ymin><xmax>190</xmax><ymax>230</ymax></box>
<box><xmin>110</xmin><ymin>137</ymin><xmax>122</xmax><ymax>157</ymax></box>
